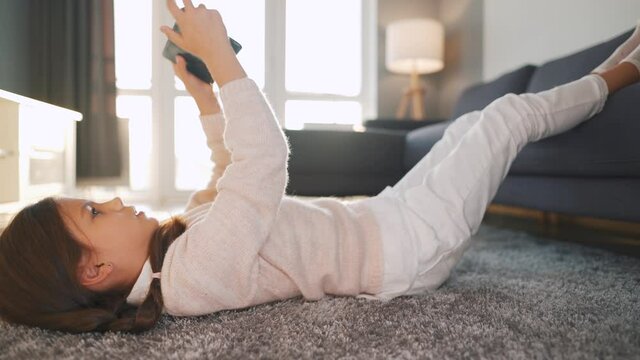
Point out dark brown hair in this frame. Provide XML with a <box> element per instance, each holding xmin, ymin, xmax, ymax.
<box><xmin>0</xmin><ymin>197</ymin><xmax>186</xmax><ymax>333</ymax></box>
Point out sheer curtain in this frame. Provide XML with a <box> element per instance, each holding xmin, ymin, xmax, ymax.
<box><xmin>29</xmin><ymin>0</ymin><xmax>122</xmax><ymax>179</ymax></box>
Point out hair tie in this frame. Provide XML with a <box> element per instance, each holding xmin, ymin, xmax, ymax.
<box><xmin>151</xmin><ymin>272</ymin><xmax>161</xmax><ymax>280</ymax></box>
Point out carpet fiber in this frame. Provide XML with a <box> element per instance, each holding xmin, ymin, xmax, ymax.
<box><xmin>2</xmin><ymin>224</ymin><xmax>639</xmax><ymax>359</ymax></box>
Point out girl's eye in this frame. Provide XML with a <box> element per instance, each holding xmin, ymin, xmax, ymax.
<box><xmin>88</xmin><ymin>205</ymin><xmax>100</xmax><ymax>218</ymax></box>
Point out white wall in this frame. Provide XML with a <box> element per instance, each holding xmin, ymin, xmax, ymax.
<box><xmin>438</xmin><ymin>0</ymin><xmax>484</xmax><ymax>117</ymax></box>
<box><xmin>483</xmin><ymin>0</ymin><xmax>640</xmax><ymax>80</ymax></box>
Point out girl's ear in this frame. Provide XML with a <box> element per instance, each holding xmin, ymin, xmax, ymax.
<box><xmin>79</xmin><ymin>262</ymin><xmax>113</xmax><ymax>287</ymax></box>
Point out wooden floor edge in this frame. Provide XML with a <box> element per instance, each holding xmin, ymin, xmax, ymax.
<box><xmin>487</xmin><ymin>203</ymin><xmax>640</xmax><ymax>236</ymax></box>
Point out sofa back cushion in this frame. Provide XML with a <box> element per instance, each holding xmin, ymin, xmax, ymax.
<box><xmin>510</xmin><ymin>28</ymin><xmax>640</xmax><ymax>178</ymax></box>
<box><xmin>451</xmin><ymin>64</ymin><xmax>536</xmax><ymax>119</ymax></box>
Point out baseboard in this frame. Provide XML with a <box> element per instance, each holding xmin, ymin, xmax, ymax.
<box><xmin>487</xmin><ymin>204</ymin><xmax>640</xmax><ymax>235</ymax></box>
<box><xmin>486</xmin><ymin>203</ymin><xmax>640</xmax><ymax>255</ymax></box>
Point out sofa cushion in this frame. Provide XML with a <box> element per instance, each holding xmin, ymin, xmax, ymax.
<box><xmin>510</xmin><ymin>28</ymin><xmax>640</xmax><ymax>177</ymax></box>
<box><xmin>451</xmin><ymin>64</ymin><xmax>536</xmax><ymax>119</ymax></box>
<box><xmin>510</xmin><ymin>83</ymin><xmax>640</xmax><ymax>177</ymax></box>
<box><xmin>493</xmin><ymin>175</ymin><xmax>640</xmax><ymax>223</ymax></box>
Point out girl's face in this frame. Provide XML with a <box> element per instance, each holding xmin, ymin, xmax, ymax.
<box><xmin>57</xmin><ymin>197</ymin><xmax>160</xmax><ymax>292</ymax></box>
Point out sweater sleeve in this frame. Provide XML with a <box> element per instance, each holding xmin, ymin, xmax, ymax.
<box><xmin>184</xmin><ymin>113</ymin><xmax>232</xmax><ymax>212</ymax></box>
<box><xmin>162</xmin><ymin>78</ymin><xmax>290</xmax><ymax>315</ymax></box>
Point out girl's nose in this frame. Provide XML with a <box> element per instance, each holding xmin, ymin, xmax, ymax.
<box><xmin>105</xmin><ymin>197</ymin><xmax>124</xmax><ymax>208</ymax></box>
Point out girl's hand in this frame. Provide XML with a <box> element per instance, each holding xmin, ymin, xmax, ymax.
<box><xmin>161</xmin><ymin>0</ymin><xmax>231</xmax><ymax>62</ymax></box>
<box><xmin>162</xmin><ymin>0</ymin><xmax>246</xmax><ymax>88</ymax></box>
<box><xmin>173</xmin><ymin>55</ymin><xmax>212</xmax><ymax>98</ymax></box>
<box><xmin>174</xmin><ymin>55</ymin><xmax>221</xmax><ymax>115</ymax></box>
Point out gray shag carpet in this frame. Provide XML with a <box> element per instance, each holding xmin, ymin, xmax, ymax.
<box><xmin>1</xmin><ymin>224</ymin><xmax>639</xmax><ymax>359</ymax></box>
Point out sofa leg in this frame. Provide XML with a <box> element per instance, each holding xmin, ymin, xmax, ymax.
<box><xmin>543</xmin><ymin>212</ymin><xmax>560</xmax><ymax>227</ymax></box>
<box><xmin>542</xmin><ymin>211</ymin><xmax>561</xmax><ymax>237</ymax></box>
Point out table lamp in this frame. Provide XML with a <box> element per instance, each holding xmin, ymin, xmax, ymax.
<box><xmin>386</xmin><ymin>18</ymin><xmax>444</xmax><ymax>120</ymax></box>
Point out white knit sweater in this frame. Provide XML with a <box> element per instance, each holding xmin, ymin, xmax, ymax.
<box><xmin>126</xmin><ymin>78</ymin><xmax>384</xmax><ymax>315</ymax></box>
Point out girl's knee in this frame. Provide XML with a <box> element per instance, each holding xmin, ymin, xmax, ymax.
<box><xmin>482</xmin><ymin>93</ymin><xmax>538</xmax><ymax>142</ymax></box>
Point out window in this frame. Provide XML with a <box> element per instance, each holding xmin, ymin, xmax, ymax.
<box><xmin>283</xmin><ymin>0</ymin><xmax>366</xmax><ymax>129</ymax></box>
<box><xmin>113</xmin><ymin>0</ymin><xmax>152</xmax><ymax>193</ymax></box>
<box><xmin>113</xmin><ymin>0</ymin><xmax>377</xmax><ymax>205</ymax></box>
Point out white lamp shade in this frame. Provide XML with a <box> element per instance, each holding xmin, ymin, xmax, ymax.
<box><xmin>386</xmin><ymin>18</ymin><xmax>444</xmax><ymax>75</ymax></box>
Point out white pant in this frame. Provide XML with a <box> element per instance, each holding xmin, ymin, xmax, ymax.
<box><xmin>365</xmin><ymin>75</ymin><xmax>609</xmax><ymax>300</ymax></box>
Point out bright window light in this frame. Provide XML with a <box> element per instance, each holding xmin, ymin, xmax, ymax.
<box><xmin>174</xmin><ymin>96</ymin><xmax>211</xmax><ymax>191</ymax></box>
<box><xmin>285</xmin><ymin>0</ymin><xmax>362</xmax><ymax>96</ymax></box>
<box><xmin>116</xmin><ymin>96</ymin><xmax>152</xmax><ymax>191</ymax></box>
<box><xmin>114</xmin><ymin>0</ymin><xmax>152</xmax><ymax>89</ymax></box>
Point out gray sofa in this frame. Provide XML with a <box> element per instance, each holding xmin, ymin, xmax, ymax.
<box><xmin>285</xmin><ymin>29</ymin><xmax>640</xmax><ymax>223</ymax></box>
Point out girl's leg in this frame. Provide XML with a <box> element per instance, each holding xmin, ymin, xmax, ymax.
<box><xmin>397</xmin><ymin>74</ymin><xmax>611</xmax><ymax>292</ymax></box>
<box><xmin>387</xmin><ymin>110</ymin><xmax>482</xmax><ymax>195</ymax></box>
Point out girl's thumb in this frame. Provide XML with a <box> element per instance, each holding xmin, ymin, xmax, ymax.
<box><xmin>174</xmin><ymin>55</ymin><xmax>187</xmax><ymax>74</ymax></box>
<box><xmin>176</xmin><ymin>55</ymin><xmax>186</xmax><ymax>67</ymax></box>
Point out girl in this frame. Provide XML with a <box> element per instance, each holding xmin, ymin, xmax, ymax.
<box><xmin>1</xmin><ymin>1</ymin><xmax>639</xmax><ymax>333</ymax></box>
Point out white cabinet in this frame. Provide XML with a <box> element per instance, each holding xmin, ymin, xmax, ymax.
<box><xmin>0</xmin><ymin>89</ymin><xmax>82</xmax><ymax>205</ymax></box>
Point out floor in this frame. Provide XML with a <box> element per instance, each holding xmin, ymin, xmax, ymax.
<box><xmin>3</xmin><ymin>216</ymin><xmax>639</xmax><ymax>359</ymax></box>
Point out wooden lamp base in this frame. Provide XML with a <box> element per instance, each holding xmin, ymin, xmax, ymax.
<box><xmin>395</xmin><ymin>69</ymin><xmax>427</xmax><ymax>120</ymax></box>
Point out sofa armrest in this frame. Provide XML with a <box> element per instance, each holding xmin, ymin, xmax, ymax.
<box><xmin>283</xmin><ymin>129</ymin><xmax>407</xmax><ymax>196</ymax></box>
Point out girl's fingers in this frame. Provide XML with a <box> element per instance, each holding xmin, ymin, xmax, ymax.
<box><xmin>182</xmin><ymin>0</ymin><xmax>195</xmax><ymax>10</ymax></box>
<box><xmin>176</xmin><ymin>56</ymin><xmax>190</xmax><ymax>75</ymax></box>
<box><xmin>174</xmin><ymin>55</ymin><xmax>185</xmax><ymax>71</ymax></box>
<box><xmin>166</xmin><ymin>0</ymin><xmax>183</xmax><ymax>20</ymax></box>
<box><xmin>175</xmin><ymin>57</ymin><xmax>193</xmax><ymax>80</ymax></box>
<box><xmin>160</xmin><ymin>26</ymin><xmax>185</xmax><ymax>49</ymax></box>
<box><xmin>174</xmin><ymin>56</ymin><xmax>198</xmax><ymax>83</ymax></box>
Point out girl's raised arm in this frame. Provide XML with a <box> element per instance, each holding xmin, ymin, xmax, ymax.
<box><xmin>164</xmin><ymin>77</ymin><xmax>289</xmax><ymax>315</ymax></box>
<box><xmin>183</xmin><ymin>112</ymin><xmax>231</xmax><ymax>211</ymax></box>
<box><xmin>172</xmin><ymin>55</ymin><xmax>231</xmax><ymax>211</ymax></box>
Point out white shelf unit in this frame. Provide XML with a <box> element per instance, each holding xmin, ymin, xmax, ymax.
<box><xmin>0</xmin><ymin>89</ymin><xmax>82</xmax><ymax>218</ymax></box>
